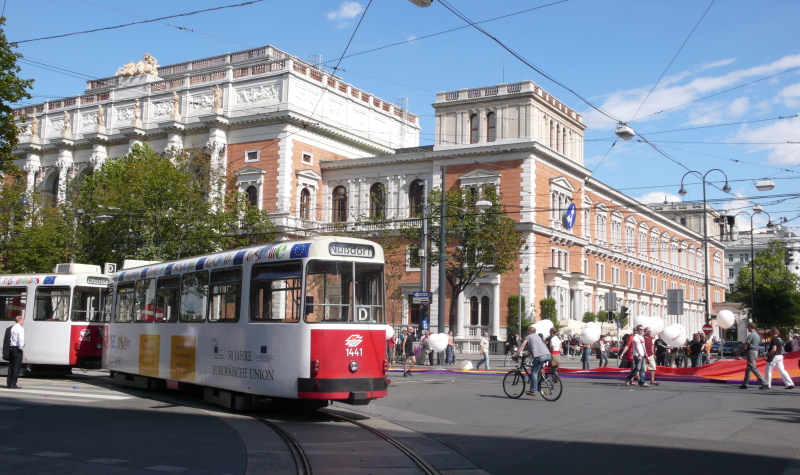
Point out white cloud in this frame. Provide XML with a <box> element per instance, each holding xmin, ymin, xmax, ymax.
<box><xmin>733</xmin><ymin>115</ymin><xmax>800</xmax><ymax>164</ymax></box>
<box><xmin>406</xmin><ymin>34</ymin><xmax>418</xmax><ymax>42</ymax></box>
<box><xmin>698</xmin><ymin>58</ymin><xmax>737</xmax><ymax>71</ymax></box>
<box><xmin>778</xmin><ymin>82</ymin><xmax>800</xmax><ymax>108</ymax></box>
<box><xmin>721</xmin><ymin>193</ymin><xmax>768</xmax><ymax>231</ymax></box>
<box><xmin>636</xmin><ymin>191</ymin><xmax>683</xmax><ymax>204</ymax></box>
<box><xmin>327</xmin><ymin>2</ymin><xmax>364</xmax><ymax>23</ymax></box>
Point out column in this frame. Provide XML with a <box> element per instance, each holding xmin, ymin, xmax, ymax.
<box><xmin>492</xmin><ymin>283</ymin><xmax>500</xmax><ymax>337</ymax></box>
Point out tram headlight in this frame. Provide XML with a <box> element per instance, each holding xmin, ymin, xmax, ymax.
<box><xmin>311</xmin><ymin>359</ymin><xmax>320</xmax><ymax>377</ymax></box>
<box><xmin>348</xmin><ymin>361</ymin><xmax>359</xmax><ymax>373</ymax></box>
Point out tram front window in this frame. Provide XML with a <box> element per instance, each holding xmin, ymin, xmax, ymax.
<box><xmin>34</xmin><ymin>287</ymin><xmax>70</xmax><ymax>321</ymax></box>
<box><xmin>305</xmin><ymin>261</ymin><xmax>384</xmax><ymax>323</ymax></box>
<box><xmin>71</xmin><ymin>286</ymin><xmax>108</xmax><ymax>322</ymax></box>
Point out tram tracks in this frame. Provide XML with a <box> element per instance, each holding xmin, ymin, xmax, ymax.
<box><xmin>254</xmin><ymin>408</ymin><xmax>439</xmax><ymax>475</ymax></box>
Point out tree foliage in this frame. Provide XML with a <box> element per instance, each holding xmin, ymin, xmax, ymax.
<box><xmin>582</xmin><ymin>311</ymin><xmax>596</xmax><ymax>323</ymax></box>
<box><xmin>0</xmin><ymin>17</ymin><xmax>34</xmax><ymax>172</ymax></box>
<box><xmin>408</xmin><ymin>185</ymin><xmax>524</xmax><ymax>331</ymax></box>
<box><xmin>728</xmin><ymin>240</ymin><xmax>800</xmax><ymax>332</ymax></box>
<box><xmin>506</xmin><ymin>295</ymin><xmax>531</xmax><ymax>337</ymax></box>
<box><xmin>540</xmin><ymin>298</ymin><xmax>558</xmax><ymax>329</ymax></box>
<box><xmin>69</xmin><ymin>143</ymin><xmax>277</xmax><ymax>265</ymax></box>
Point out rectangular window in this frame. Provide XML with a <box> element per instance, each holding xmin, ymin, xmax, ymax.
<box><xmin>639</xmin><ymin>274</ymin><xmax>646</xmax><ymax>290</ymax></box>
<box><xmin>661</xmin><ymin>279</ymin><xmax>667</xmax><ymax>294</ymax></box>
<box><xmin>250</xmin><ymin>262</ymin><xmax>302</xmax><ymax>322</ymax></box>
<box><xmin>34</xmin><ymin>287</ymin><xmax>70</xmax><ymax>321</ymax></box>
<box><xmin>156</xmin><ymin>277</ymin><xmax>180</xmax><ymax>323</ymax></box>
<box><xmin>305</xmin><ymin>260</ymin><xmax>384</xmax><ymax>323</ymax></box>
<box><xmin>651</xmin><ymin>277</ymin><xmax>657</xmax><ymax>292</ymax></box>
<box><xmin>728</xmin><ymin>254</ymin><xmax>734</xmax><ymax>262</ymax></box>
<box><xmin>612</xmin><ymin>267</ymin><xmax>620</xmax><ymax>285</ymax></box>
<box><xmin>408</xmin><ymin>295</ymin><xmax>420</xmax><ymax>324</ymax></box>
<box><xmin>71</xmin><ymin>286</ymin><xmax>108</xmax><ymax>322</ymax></box>
<box><xmin>0</xmin><ymin>288</ymin><xmax>26</xmax><ymax>321</ymax></box>
<box><xmin>728</xmin><ymin>268</ymin><xmax>734</xmax><ymax>278</ymax></box>
<box><xmin>302</xmin><ymin>152</ymin><xmax>313</xmax><ymax>164</ymax></box>
<box><xmin>135</xmin><ymin>279</ymin><xmax>157</xmax><ymax>322</ymax></box>
<box><xmin>626</xmin><ymin>270</ymin><xmax>633</xmax><ymax>287</ymax></box>
<box><xmin>582</xmin><ymin>259</ymin><xmax>589</xmax><ymax>275</ymax></box>
<box><xmin>407</xmin><ymin>244</ymin><xmax>421</xmax><ymax>269</ymax></box>
<box><xmin>209</xmin><ymin>268</ymin><xmax>241</xmax><ymax>322</ymax></box>
<box><xmin>180</xmin><ymin>271</ymin><xmax>209</xmax><ymax>322</ymax></box>
<box><xmin>115</xmin><ymin>283</ymin><xmax>135</xmax><ymax>322</ymax></box>
<box><xmin>245</xmin><ymin>150</ymin><xmax>259</xmax><ymax>162</ymax></box>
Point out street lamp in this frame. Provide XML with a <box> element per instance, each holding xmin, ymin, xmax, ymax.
<box><xmin>678</xmin><ymin>169</ymin><xmax>732</xmax><ymax>323</ymax></box>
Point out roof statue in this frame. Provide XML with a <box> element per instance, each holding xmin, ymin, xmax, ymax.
<box><xmin>115</xmin><ymin>53</ymin><xmax>160</xmax><ymax>77</ymax></box>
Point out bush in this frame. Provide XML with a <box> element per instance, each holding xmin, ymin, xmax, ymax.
<box><xmin>582</xmin><ymin>311</ymin><xmax>596</xmax><ymax>323</ymax></box>
<box><xmin>596</xmin><ymin>310</ymin><xmax>608</xmax><ymax>323</ymax></box>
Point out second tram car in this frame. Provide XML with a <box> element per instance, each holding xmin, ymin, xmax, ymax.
<box><xmin>0</xmin><ymin>263</ymin><xmax>110</xmax><ymax>373</ymax></box>
<box><xmin>103</xmin><ymin>236</ymin><xmax>390</xmax><ymax>409</ymax></box>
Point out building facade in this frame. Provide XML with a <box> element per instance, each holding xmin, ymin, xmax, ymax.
<box><xmin>13</xmin><ymin>48</ymin><xmax>726</xmax><ymax>350</ymax></box>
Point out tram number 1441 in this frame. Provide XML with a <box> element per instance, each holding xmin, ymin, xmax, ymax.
<box><xmin>346</xmin><ymin>348</ymin><xmax>363</xmax><ymax>357</ymax></box>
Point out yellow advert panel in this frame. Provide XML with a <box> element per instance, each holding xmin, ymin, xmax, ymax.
<box><xmin>138</xmin><ymin>334</ymin><xmax>160</xmax><ymax>377</ymax></box>
<box><xmin>170</xmin><ymin>335</ymin><xmax>196</xmax><ymax>382</ymax></box>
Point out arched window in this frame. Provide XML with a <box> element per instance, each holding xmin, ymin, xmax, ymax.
<box><xmin>409</xmin><ymin>179</ymin><xmax>424</xmax><ymax>217</ymax></box>
<box><xmin>469</xmin><ymin>114</ymin><xmax>479</xmax><ymax>144</ymax></box>
<box><xmin>481</xmin><ymin>296</ymin><xmax>490</xmax><ymax>326</ymax></box>
<box><xmin>369</xmin><ymin>182</ymin><xmax>386</xmax><ymax>219</ymax></box>
<box><xmin>470</xmin><ymin>297</ymin><xmax>479</xmax><ymax>326</ymax></box>
<box><xmin>45</xmin><ymin>174</ymin><xmax>59</xmax><ymax>205</ymax></box>
<box><xmin>486</xmin><ymin>112</ymin><xmax>496</xmax><ymax>142</ymax></box>
<box><xmin>332</xmin><ymin>186</ymin><xmax>348</xmax><ymax>222</ymax></box>
<box><xmin>245</xmin><ymin>186</ymin><xmax>258</xmax><ymax>207</ymax></box>
<box><xmin>299</xmin><ymin>188</ymin><xmax>310</xmax><ymax>220</ymax></box>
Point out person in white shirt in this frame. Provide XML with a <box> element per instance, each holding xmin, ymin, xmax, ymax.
<box><xmin>7</xmin><ymin>316</ymin><xmax>25</xmax><ymax>389</ymax></box>
<box><xmin>475</xmin><ymin>332</ymin><xmax>491</xmax><ymax>371</ymax></box>
<box><xmin>792</xmin><ymin>335</ymin><xmax>800</xmax><ymax>353</ymax></box>
<box><xmin>598</xmin><ymin>336</ymin><xmax>609</xmax><ymax>367</ymax></box>
<box><xmin>547</xmin><ymin>328</ymin><xmax>562</xmax><ymax>370</ymax></box>
<box><xmin>624</xmin><ymin>325</ymin><xmax>650</xmax><ymax>388</ymax></box>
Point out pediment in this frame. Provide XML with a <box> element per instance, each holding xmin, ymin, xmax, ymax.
<box><xmin>549</xmin><ymin>176</ymin><xmax>575</xmax><ymax>192</ymax></box>
<box><xmin>296</xmin><ymin>169</ymin><xmax>322</xmax><ymax>181</ymax></box>
<box><xmin>236</xmin><ymin>166</ymin><xmax>266</xmax><ymax>176</ymax></box>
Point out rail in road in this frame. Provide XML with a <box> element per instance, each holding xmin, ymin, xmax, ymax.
<box><xmin>254</xmin><ymin>408</ymin><xmax>439</xmax><ymax>474</ymax></box>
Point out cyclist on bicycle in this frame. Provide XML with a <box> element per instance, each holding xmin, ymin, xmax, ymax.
<box><xmin>515</xmin><ymin>326</ymin><xmax>551</xmax><ymax>397</ymax></box>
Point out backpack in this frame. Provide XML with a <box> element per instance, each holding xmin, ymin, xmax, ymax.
<box><xmin>2</xmin><ymin>326</ymin><xmax>11</xmax><ymax>361</ymax></box>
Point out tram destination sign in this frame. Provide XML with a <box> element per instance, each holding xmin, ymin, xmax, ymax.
<box><xmin>87</xmin><ymin>276</ymin><xmax>110</xmax><ymax>285</ymax></box>
<box><xmin>329</xmin><ymin>243</ymin><xmax>375</xmax><ymax>258</ymax></box>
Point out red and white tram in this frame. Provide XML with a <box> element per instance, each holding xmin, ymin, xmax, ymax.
<box><xmin>0</xmin><ymin>263</ymin><xmax>110</xmax><ymax>373</ymax></box>
<box><xmin>103</xmin><ymin>236</ymin><xmax>390</xmax><ymax>409</ymax></box>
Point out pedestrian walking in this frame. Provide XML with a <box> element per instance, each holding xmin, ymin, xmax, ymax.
<box><xmin>402</xmin><ymin>326</ymin><xmax>416</xmax><ymax>377</ymax></box>
<box><xmin>547</xmin><ymin>328</ymin><xmax>562</xmax><ymax>370</ymax></box>
<box><xmin>446</xmin><ymin>330</ymin><xmax>456</xmax><ymax>365</ymax></box>
<box><xmin>624</xmin><ymin>325</ymin><xmax>649</xmax><ymax>387</ymax></box>
<box><xmin>598</xmin><ymin>336</ymin><xmax>609</xmax><ymax>367</ymax></box>
<box><xmin>763</xmin><ymin>328</ymin><xmax>795</xmax><ymax>390</ymax></box>
<box><xmin>689</xmin><ymin>334</ymin><xmax>703</xmax><ymax>368</ymax></box>
<box><xmin>475</xmin><ymin>332</ymin><xmax>491</xmax><ymax>371</ymax></box>
<box><xmin>5</xmin><ymin>316</ymin><xmax>25</xmax><ymax>389</ymax></box>
<box><xmin>737</xmin><ymin>323</ymin><xmax>767</xmax><ymax>389</ymax></box>
<box><xmin>644</xmin><ymin>327</ymin><xmax>659</xmax><ymax>386</ymax></box>
<box><xmin>655</xmin><ymin>335</ymin><xmax>668</xmax><ymax>367</ymax></box>
<box><xmin>580</xmin><ymin>341</ymin><xmax>591</xmax><ymax>369</ymax></box>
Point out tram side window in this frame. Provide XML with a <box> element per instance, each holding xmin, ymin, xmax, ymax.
<box><xmin>134</xmin><ymin>279</ymin><xmax>158</xmax><ymax>322</ymax></box>
<box><xmin>354</xmin><ymin>263</ymin><xmax>385</xmax><ymax>323</ymax></box>
<box><xmin>115</xmin><ymin>283</ymin><xmax>136</xmax><ymax>322</ymax></box>
<box><xmin>34</xmin><ymin>287</ymin><xmax>70</xmax><ymax>321</ymax></box>
<box><xmin>156</xmin><ymin>277</ymin><xmax>180</xmax><ymax>323</ymax></box>
<box><xmin>0</xmin><ymin>288</ymin><xmax>26</xmax><ymax>321</ymax></box>
<box><xmin>305</xmin><ymin>261</ymin><xmax>352</xmax><ymax>323</ymax></box>
<box><xmin>180</xmin><ymin>271</ymin><xmax>209</xmax><ymax>323</ymax></box>
<box><xmin>250</xmin><ymin>262</ymin><xmax>302</xmax><ymax>322</ymax></box>
<box><xmin>210</xmin><ymin>268</ymin><xmax>241</xmax><ymax>322</ymax></box>
<box><xmin>71</xmin><ymin>286</ymin><xmax>108</xmax><ymax>322</ymax></box>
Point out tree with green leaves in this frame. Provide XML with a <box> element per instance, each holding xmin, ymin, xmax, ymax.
<box><xmin>540</xmin><ymin>298</ymin><xmax>558</xmax><ymax>328</ymax></box>
<box><xmin>582</xmin><ymin>311</ymin><xmax>596</xmax><ymax>323</ymax></box>
<box><xmin>407</xmin><ymin>185</ymin><xmax>524</xmax><ymax>331</ymax></box>
<box><xmin>0</xmin><ymin>17</ymin><xmax>34</xmax><ymax>172</ymax></box>
<box><xmin>506</xmin><ymin>295</ymin><xmax>532</xmax><ymax>337</ymax></box>
<box><xmin>596</xmin><ymin>310</ymin><xmax>608</xmax><ymax>323</ymax></box>
<box><xmin>728</xmin><ymin>240</ymin><xmax>800</xmax><ymax>332</ymax></box>
<box><xmin>70</xmin><ymin>143</ymin><xmax>277</xmax><ymax>266</ymax></box>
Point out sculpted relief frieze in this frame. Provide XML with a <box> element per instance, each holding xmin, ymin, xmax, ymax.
<box><xmin>50</xmin><ymin>119</ymin><xmax>67</xmax><ymax>133</ymax></box>
<box><xmin>82</xmin><ymin>112</ymin><xmax>98</xmax><ymax>128</ymax></box>
<box><xmin>236</xmin><ymin>84</ymin><xmax>279</xmax><ymax>104</ymax></box>
<box><xmin>191</xmin><ymin>94</ymin><xmax>214</xmax><ymax>110</ymax></box>
<box><xmin>294</xmin><ymin>85</ymin><xmax>318</xmax><ymax>108</ymax></box>
<box><xmin>117</xmin><ymin>107</ymin><xmax>134</xmax><ymax>122</ymax></box>
<box><xmin>153</xmin><ymin>101</ymin><xmax>175</xmax><ymax>117</ymax></box>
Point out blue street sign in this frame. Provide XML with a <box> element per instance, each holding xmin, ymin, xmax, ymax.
<box><xmin>421</xmin><ymin>317</ymin><xmax>429</xmax><ymax>331</ymax></box>
<box><xmin>412</xmin><ymin>291</ymin><xmax>430</xmax><ymax>304</ymax></box>
<box><xmin>564</xmin><ymin>203</ymin><xmax>577</xmax><ymax>229</ymax></box>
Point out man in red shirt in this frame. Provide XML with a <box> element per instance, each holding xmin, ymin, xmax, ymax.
<box><xmin>644</xmin><ymin>327</ymin><xmax>659</xmax><ymax>386</ymax></box>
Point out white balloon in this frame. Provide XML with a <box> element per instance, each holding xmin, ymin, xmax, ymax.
<box><xmin>717</xmin><ymin>310</ymin><xmax>735</xmax><ymax>330</ymax></box>
<box><xmin>580</xmin><ymin>325</ymin><xmax>601</xmax><ymax>345</ymax></box>
<box><xmin>428</xmin><ymin>333</ymin><xmax>448</xmax><ymax>352</ymax></box>
<box><xmin>533</xmin><ymin>319</ymin><xmax>554</xmax><ymax>336</ymax></box>
<box><xmin>633</xmin><ymin>315</ymin><xmax>651</xmax><ymax>329</ymax></box>
<box><xmin>585</xmin><ymin>321</ymin><xmax>600</xmax><ymax>329</ymax></box>
<box><xmin>385</xmin><ymin>325</ymin><xmax>395</xmax><ymax>340</ymax></box>
<box><xmin>649</xmin><ymin>317</ymin><xmax>664</xmax><ymax>336</ymax></box>
<box><xmin>662</xmin><ymin>324</ymin><xmax>687</xmax><ymax>347</ymax></box>
<box><xmin>460</xmin><ymin>360</ymin><xmax>473</xmax><ymax>371</ymax></box>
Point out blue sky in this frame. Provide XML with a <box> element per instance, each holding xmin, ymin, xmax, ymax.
<box><xmin>5</xmin><ymin>0</ymin><xmax>800</xmax><ymax>231</ymax></box>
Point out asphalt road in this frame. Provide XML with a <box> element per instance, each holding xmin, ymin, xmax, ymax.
<box><xmin>0</xmin><ymin>365</ymin><xmax>798</xmax><ymax>474</ymax></box>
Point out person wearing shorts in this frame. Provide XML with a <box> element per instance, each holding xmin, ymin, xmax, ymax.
<box><xmin>402</xmin><ymin>326</ymin><xmax>416</xmax><ymax>377</ymax></box>
<box><xmin>644</xmin><ymin>327</ymin><xmax>659</xmax><ymax>386</ymax></box>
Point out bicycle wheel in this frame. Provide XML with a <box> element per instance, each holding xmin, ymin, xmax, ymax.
<box><xmin>502</xmin><ymin>370</ymin><xmax>526</xmax><ymax>398</ymax></box>
<box><xmin>504</xmin><ymin>353</ymin><xmax>511</xmax><ymax>367</ymax></box>
<box><xmin>538</xmin><ymin>372</ymin><xmax>563</xmax><ymax>401</ymax></box>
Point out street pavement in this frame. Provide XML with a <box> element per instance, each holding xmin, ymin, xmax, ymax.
<box><xmin>1</xmin><ymin>364</ymin><xmax>798</xmax><ymax>474</ymax></box>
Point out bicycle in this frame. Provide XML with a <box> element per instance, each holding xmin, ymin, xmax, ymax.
<box><xmin>502</xmin><ymin>356</ymin><xmax>562</xmax><ymax>401</ymax></box>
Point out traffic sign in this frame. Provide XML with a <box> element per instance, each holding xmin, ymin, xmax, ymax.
<box><xmin>702</xmin><ymin>323</ymin><xmax>713</xmax><ymax>335</ymax></box>
<box><xmin>412</xmin><ymin>291</ymin><xmax>430</xmax><ymax>305</ymax></box>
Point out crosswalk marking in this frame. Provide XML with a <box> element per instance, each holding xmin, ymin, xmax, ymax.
<box><xmin>0</xmin><ymin>387</ymin><xmax>131</xmax><ymax>400</ymax></box>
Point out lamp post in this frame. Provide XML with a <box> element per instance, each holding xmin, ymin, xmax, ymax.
<box><xmin>730</xmin><ymin>208</ymin><xmax>773</xmax><ymax>323</ymax></box>
<box><xmin>678</xmin><ymin>169</ymin><xmax>732</xmax><ymax>324</ymax></box>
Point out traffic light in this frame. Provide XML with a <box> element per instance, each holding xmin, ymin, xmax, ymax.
<box><xmin>607</xmin><ymin>311</ymin><xmax>615</xmax><ymax>324</ymax></box>
<box><xmin>620</xmin><ymin>306</ymin><xmax>629</xmax><ymax>320</ymax></box>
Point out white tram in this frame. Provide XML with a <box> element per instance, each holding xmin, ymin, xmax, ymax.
<box><xmin>103</xmin><ymin>236</ymin><xmax>390</xmax><ymax>409</ymax></box>
<box><xmin>0</xmin><ymin>263</ymin><xmax>110</xmax><ymax>373</ymax></box>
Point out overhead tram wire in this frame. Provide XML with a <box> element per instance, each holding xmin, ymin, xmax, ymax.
<box><xmin>13</xmin><ymin>0</ymin><xmax>268</xmax><ymax>44</ymax></box>
<box><xmin>436</xmin><ymin>0</ymin><xmax>618</xmax><ymax>123</ymax></box>
<box><xmin>628</xmin><ymin>0</ymin><xmax>715</xmax><ymax>123</ymax></box>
